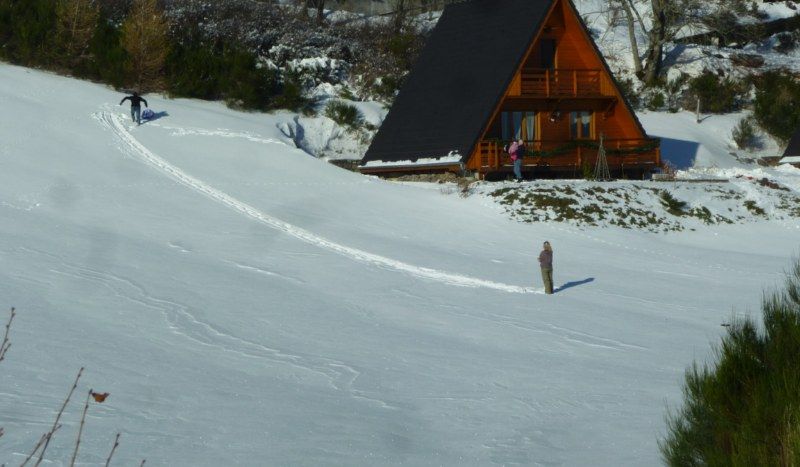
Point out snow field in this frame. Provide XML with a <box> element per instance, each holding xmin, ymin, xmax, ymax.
<box><xmin>1</xmin><ymin>63</ymin><xmax>799</xmax><ymax>466</ymax></box>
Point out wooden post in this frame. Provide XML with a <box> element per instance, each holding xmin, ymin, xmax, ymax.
<box><xmin>696</xmin><ymin>98</ymin><xmax>701</xmax><ymax>123</ymax></box>
<box><xmin>573</xmin><ymin>70</ymin><xmax>578</xmax><ymax>96</ymax></box>
<box><xmin>545</xmin><ymin>69</ymin><xmax>550</xmax><ymax>97</ymax></box>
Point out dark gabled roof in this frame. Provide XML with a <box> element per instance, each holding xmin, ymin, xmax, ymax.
<box><xmin>362</xmin><ymin>0</ymin><xmax>554</xmax><ymax>166</ymax></box>
<box><xmin>782</xmin><ymin>128</ymin><xmax>800</xmax><ymax>158</ymax></box>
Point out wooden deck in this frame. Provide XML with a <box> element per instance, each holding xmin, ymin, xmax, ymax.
<box><xmin>474</xmin><ymin>139</ymin><xmax>661</xmax><ymax>177</ymax></box>
<box><xmin>516</xmin><ymin>69</ymin><xmax>615</xmax><ymax>97</ymax></box>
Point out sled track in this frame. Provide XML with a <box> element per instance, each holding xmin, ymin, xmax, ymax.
<box><xmin>96</xmin><ymin>111</ymin><xmax>538</xmax><ymax>294</ymax></box>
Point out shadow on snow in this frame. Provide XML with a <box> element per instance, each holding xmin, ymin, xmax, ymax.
<box><xmin>555</xmin><ymin>277</ymin><xmax>594</xmax><ymax>294</ymax></box>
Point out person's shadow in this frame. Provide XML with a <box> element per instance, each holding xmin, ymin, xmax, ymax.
<box><xmin>142</xmin><ymin>111</ymin><xmax>169</xmax><ymax>124</ymax></box>
<box><xmin>555</xmin><ymin>277</ymin><xmax>594</xmax><ymax>293</ymax></box>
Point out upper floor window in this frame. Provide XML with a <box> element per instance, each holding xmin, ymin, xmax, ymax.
<box><xmin>570</xmin><ymin>111</ymin><xmax>592</xmax><ymax>139</ymax></box>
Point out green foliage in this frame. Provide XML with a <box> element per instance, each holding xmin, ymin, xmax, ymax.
<box><xmin>325</xmin><ymin>100</ymin><xmax>364</xmax><ymax>130</ymax></box>
<box><xmin>753</xmin><ymin>70</ymin><xmax>800</xmax><ymax>144</ymax></box>
<box><xmin>661</xmin><ymin>260</ymin><xmax>800</xmax><ymax>466</ymax></box>
<box><xmin>373</xmin><ymin>74</ymin><xmax>402</xmax><ymax>102</ymax></box>
<box><xmin>84</xmin><ymin>17</ymin><xmax>127</xmax><ymax>88</ymax></box>
<box><xmin>222</xmin><ymin>48</ymin><xmax>278</xmax><ymax>111</ymax></box>
<box><xmin>385</xmin><ymin>32</ymin><xmax>421</xmax><ymax>71</ymax></box>
<box><xmin>665</xmin><ymin>73</ymin><xmax>688</xmax><ymax>112</ymax></box>
<box><xmin>744</xmin><ymin>200</ymin><xmax>766</xmax><ymax>216</ymax></box>
<box><xmin>582</xmin><ymin>161</ymin><xmax>594</xmax><ymax>180</ymax></box>
<box><xmin>689</xmin><ymin>71</ymin><xmax>741</xmax><ymax>113</ymax></box>
<box><xmin>659</xmin><ymin>190</ymin><xmax>687</xmax><ymax>216</ymax></box>
<box><xmin>273</xmin><ymin>71</ymin><xmax>314</xmax><ymax>114</ymax></box>
<box><xmin>647</xmin><ymin>91</ymin><xmax>666</xmax><ymax>111</ymax></box>
<box><xmin>167</xmin><ymin>38</ymin><xmax>226</xmax><ymax>100</ymax></box>
<box><xmin>732</xmin><ymin>116</ymin><xmax>758</xmax><ymax>150</ymax></box>
<box><xmin>0</xmin><ymin>0</ymin><xmax>57</xmax><ymax>65</ymax></box>
<box><xmin>774</xmin><ymin>32</ymin><xmax>799</xmax><ymax>54</ymax></box>
<box><xmin>167</xmin><ymin>38</ymin><xmax>280</xmax><ymax>111</ymax></box>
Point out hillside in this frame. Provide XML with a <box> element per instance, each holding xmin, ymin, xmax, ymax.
<box><xmin>1</xmin><ymin>63</ymin><xmax>799</xmax><ymax>466</ymax></box>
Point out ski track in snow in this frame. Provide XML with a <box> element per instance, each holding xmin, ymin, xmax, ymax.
<box><xmin>94</xmin><ymin>110</ymin><xmax>540</xmax><ymax>295</ymax></box>
<box><xmin>19</xmin><ymin>246</ymin><xmax>396</xmax><ymax>410</ymax></box>
<box><xmin>148</xmin><ymin>122</ymin><xmax>288</xmax><ymax>146</ymax></box>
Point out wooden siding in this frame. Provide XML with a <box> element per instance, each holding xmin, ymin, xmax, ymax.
<box><xmin>467</xmin><ymin>0</ymin><xmax>656</xmax><ymax>175</ymax></box>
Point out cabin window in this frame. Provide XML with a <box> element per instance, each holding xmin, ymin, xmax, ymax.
<box><xmin>512</xmin><ymin>112</ymin><xmax>523</xmax><ymax>140</ymax></box>
<box><xmin>501</xmin><ymin>111</ymin><xmax>537</xmax><ymax>141</ymax></box>
<box><xmin>570</xmin><ymin>111</ymin><xmax>592</xmax><ymax>139</ymax></box>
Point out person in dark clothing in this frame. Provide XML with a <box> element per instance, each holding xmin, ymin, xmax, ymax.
<box><xmin>119</xmin><ymin>92</ymin><xmax>149</xmax><ymax>125</ymax></box>
<box><xmin>538</xmin><ymin>241</ymin><xmax>554</xmax><ymax>294</ymax></box>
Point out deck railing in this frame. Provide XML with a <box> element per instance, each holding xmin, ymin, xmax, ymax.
<box><xmin>520</xmin><ymin>69</ymin><xmax>614</xmax><ymax>97</ymax></box>
<box><xmin>477</xmin><ymin>138</ymin><xmax>661</xmax><ymax>172</ymax></box>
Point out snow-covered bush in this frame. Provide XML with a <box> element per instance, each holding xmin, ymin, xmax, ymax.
<box><xmin>732</xmin><ymin>116</ymin><xmax>758</xmax><ymax>149</ymax></box>
<box><xmin>646</xmin><ymin>91</ymin><xmax>666</xmax><ymax>111</ymax></box>
<box><xmin>687</xmin><ymin>71</ymin><xmax>742</xmax><ymax>114</ymax></box>
<box><xmin>325</xmin><ymin>100</ymin><xmax>364</xmax><ymax>130</ymax></box>
<box><xmin>660</xmin><ymin>260</ymin><xmax>800</xmax><ymax>465</ymax></box>
<box><xmin>659</xmin><ymin>190</ymin><xmax>688</xmax><ymax>216</ymax></box>
<box><xmin>773</xmin><ymin>31</ymin><xmax>800</xmax><ymax>54</ymax></box>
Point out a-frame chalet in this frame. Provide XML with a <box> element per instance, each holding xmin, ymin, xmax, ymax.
<box><xmin>360</xmin><ymin>0</ymin><xmax>661</xmax><ymax>179</ymax></box>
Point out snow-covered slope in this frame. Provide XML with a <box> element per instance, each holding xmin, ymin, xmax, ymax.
<box><xmin>1</xmin><ymin>64</ymin><xmax>798</xmax><ymax>466</ymax></box>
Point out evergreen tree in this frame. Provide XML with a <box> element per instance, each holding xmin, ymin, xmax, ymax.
<box><xmin>0</xmin><ymin>0</ymin><xmax>57</xmax><ymax>65</ymax></box>
<box><xmin>661</xmin><ymin>259</ymin><xmax>800</xmax><ymax>465</ymax></box>
<box><xmin>54</xmin><ymin>0</ymin><xmax>100</xmax><ymax>70</ymax></box>
<box><xmin>86</xmin><ymin>15</ymin><xmax>127</xmax><ymax>88</ymax></box>
<box><xmin>753</xmin><ymin>71</ymin><xmax>800</xmax><ymax>144</ymax></box>
<box><xmin>121</xmin><ymin>0</ymin><xmax>169</xmax><ymax>92</ymax></box>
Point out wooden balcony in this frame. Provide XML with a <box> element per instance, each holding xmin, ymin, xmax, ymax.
<box><xmin>475</xmin><ymin>138</ymin><xmax>661</xmax><ymax>176</ymax></box>
<box><xmin>517</xmin><ymin>69</ymin><xmax>615</xmax><ymax>98</ymax></box>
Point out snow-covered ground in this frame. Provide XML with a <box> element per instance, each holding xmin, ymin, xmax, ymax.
<box><xmin>1</xmin><ymin>63</ymin><xmax>799</xmax><ymax>466</ymax></box>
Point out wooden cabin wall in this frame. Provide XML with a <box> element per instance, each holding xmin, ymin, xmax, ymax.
<box><xmin>596</xmin><ymin>110</ymin><xmax>629</xmax><ymax>140</ymax></box>
<box><xmin>541</xmin><ymin>114</ymin><xmax>571</xmax><ymax>141</ymax></box>
<box><xmin>467</xmin><ymin>0</ymin><xmax>656</xmax><ymax>173</ymax></box>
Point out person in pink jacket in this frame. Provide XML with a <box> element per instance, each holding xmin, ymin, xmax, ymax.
<box><xmin>507</xmin><ymin>139</ymin><xmax>524</xmax><ymax>182</ymax></box>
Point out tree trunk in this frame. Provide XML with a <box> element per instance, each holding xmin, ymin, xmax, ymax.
<box><xmin>642</xmin><ymin>0</ymin><xmax>667</xmax><ymax>84</ymax></box>
<box><xmin>393</xmin><ymin>0</ymin><xmax>407</xmax><ymax>34</ymax></box>
<box><xmin>316</xmin><ymin>0</ymin><xmax>324</xmax><ymax>24</ymax></box>
<box><xmin>618</xmin><ymin>0</ymin><xmax>643</xmax><ymax>76</ymax></box>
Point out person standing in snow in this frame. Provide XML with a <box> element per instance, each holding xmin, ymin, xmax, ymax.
<box><xmin>508</xmin><ymin>138</ymin><xmax>524</xmax><ymax>182</ymax></box>
<box><xmin>538</xmin><ymin>241</ymin><xmax>554</xmax><ymax>294</ymax></box>
<box><xmin>119</xmin><ymin>92</ymin><xmax>149</xmax><ymax>125</ymax></box>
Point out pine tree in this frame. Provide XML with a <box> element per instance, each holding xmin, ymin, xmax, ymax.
<box><xmin>54</xmin><ymin>0</ymin><xmax>100</xmax><ymax>69</ymax></box>
<box><xmin>660</xmin><ymin>259</ymin><xmax>800</xmax><ymax>465</ymax></box>
<box><xmin>121</xmin><ymin>0</ymin><xmax>169</xmax><ymax>92</ymax></box>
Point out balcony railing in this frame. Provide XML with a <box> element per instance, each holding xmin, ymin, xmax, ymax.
<box><xmin>477</xmin><ymin>138</ymin><xmax>661</xmax><ymax>172</ymax></box>
<box><xmin>520</xmin><ymin>69</ymin><xmax>614</xmax><ymax>97</ymax></box>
